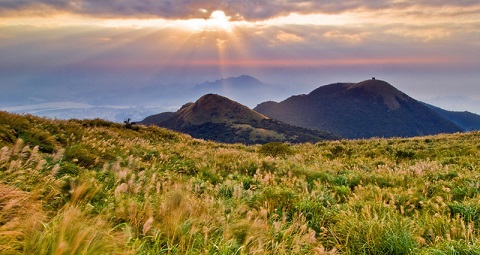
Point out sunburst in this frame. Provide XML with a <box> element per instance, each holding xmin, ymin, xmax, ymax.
<box><xmin>186</xmin><ymin>10</ymin><xmax>234</xmax><ymax>32</ymax></box>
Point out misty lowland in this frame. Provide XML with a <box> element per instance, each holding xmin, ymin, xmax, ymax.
<box><xmin>1</xmin><ymin>90</ymin><xmax>480</xmax><ymax>254</ymax></box>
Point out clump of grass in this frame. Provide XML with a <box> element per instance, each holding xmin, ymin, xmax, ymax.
<box><xmin>64</xmin><ymin>145</ymin><xmax>99</xmax><ymax>168</ymax></box>
<box><xmin>24</xmin><ymin>205</ymin><xmax>129</xmax><ymax>255</ymax></box>
<box><xmin>331</xmin><ymin>205</ymin><xmax>418</xmax><ymax>254</ymax></box>
<box><xmin>0</xmin><ymin>185</ymin><xmax>45</xmax><ymax>255</ymax></box>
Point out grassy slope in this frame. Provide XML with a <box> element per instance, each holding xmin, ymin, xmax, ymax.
<box><xmin>0</xmin><ymin>111</ymin><xmax>480</xmax><ymax>254</ymax></box>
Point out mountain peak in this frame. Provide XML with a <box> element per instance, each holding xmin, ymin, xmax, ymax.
<box><xmin>232</xmin><ymin>75</ymin><xmax>259</xmax><ymax>82</ymax></box>
<box><xmin>177</xmin><ymin>93</ymin><xmax>267</xmax><ymax>125</ymax></box>
<box><xmin>254</xmin><ymin>79</ymin><xmax>462</xmax><ymax>139</ymax></box>
<box><xmin>348</xmin><ymin>79</ymin><xmax>407</xmax><ymax>110</ymax></box>
<box><xmin>204</xmin><ymin>75</ymin><xmax>261</xmax><ymax>86</ymax></box>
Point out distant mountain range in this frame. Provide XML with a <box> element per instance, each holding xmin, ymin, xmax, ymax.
<box><xmin>141</xmin><ymin>94</ymin><xmax>339</xmax><ymax>144</ymax></box>
<box><xmin>5</xmin><ymin>74</ymin><xmax>479</xmax><ymax>128</ymax></box>
<box><xmin>142</xmin><ymin>78</ymin><xmax>480</xmax><ymax>143</ymax></box>
<box><xmin>254</xmin><ymin>79</ymin><xmax>466</xmax><ymax>139</ymax></box>
<box><xmin>192</xmin><ymin>75</ymin><xmax>290</xmax><ymax>108</ymax></box>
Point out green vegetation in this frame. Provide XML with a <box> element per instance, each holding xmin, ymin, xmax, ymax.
<box><xmin>258</xmin><ymin>142</ymin><xmax>293</xmax><ymax>158</ymax></box>
<box><xmin>1</xmin><ymin>111</ymin><xmax>479</xmax><ymax>254</ymax></box>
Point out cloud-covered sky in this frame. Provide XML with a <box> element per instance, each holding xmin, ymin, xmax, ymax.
<box><xmin>0</xmin><ymin>0</ymin><xmax>479</xmax><ymax>115</ymax></box>
<box><xmin>1</xmin><ymin>0</ymin><xmax>480</xmax><ymax>20</ymax></box>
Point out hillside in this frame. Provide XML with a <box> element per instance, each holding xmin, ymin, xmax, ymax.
<box><xmin>422</xmin><ymin>102</ymin><xmax>480</xmax><ymax>131</ymax></box>
<box><xmin>141</xmin><ymin>94</ymin><xmax>339</xmax><ymax>144</ymax></box>
<box><xmin>1</xmin><ymin>111</ymin><xmax>480</xmax><ymax>254</ymax></box>
<box><xmin>255</xmin><ymin>79</ymin><xmax>463</xmax><ymax>139</ymax></box>
<box><xmin>0</xmin><ymin>112</ymin><xmax>480</xmax><ymax>255</ymax></box>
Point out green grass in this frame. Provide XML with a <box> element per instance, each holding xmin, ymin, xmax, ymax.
<box><xmin>0</xmin><ymin>110</ymin><xmax>479</xmax><ymax>254</ymax></box>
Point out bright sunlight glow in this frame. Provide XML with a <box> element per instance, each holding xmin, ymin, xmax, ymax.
<box><xmin>208</xmin><ymin>10</ymin><xmax>232</xmax><ymax>31</ymax></box>
<box><xmin>186</xmin><ymin>10</ymin><xmax>233</xmax><ymax>32</ymax></box>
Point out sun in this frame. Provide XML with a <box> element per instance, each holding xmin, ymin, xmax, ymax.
<box><xmin>210</xmin><ymin>10</ymin><xmax>227</xmax><ymax>20</ymax></box>
<box><xmin>181</xmin><ymin>10</ymin><xmax>236</xmax><ymax>32</ymax></box>
<box><xmin>206</xmin><ymin>10</ymin><xmax>232</xmax><ymax>31</ymax></box>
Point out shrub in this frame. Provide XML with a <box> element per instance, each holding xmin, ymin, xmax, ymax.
<box><xmin>258</xmin><ymin>142</ymin><xmax>293</xmax><ymax>158</ymax></box>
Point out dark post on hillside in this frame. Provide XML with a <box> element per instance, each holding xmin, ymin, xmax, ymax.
<box><xmin>124</xmin><ymin>118</ymin><xmax>136</xmax><ymax>129</ymax></box>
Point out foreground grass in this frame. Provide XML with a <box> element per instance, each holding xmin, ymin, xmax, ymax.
<box><xmin>0</xmin><ymin>111</ymin><xmax>479</xmax><ymax>254</ymax></box>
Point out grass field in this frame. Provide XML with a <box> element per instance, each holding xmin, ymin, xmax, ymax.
<box><xmin>1</xmin><ymin>111</ymin><xmax>479</xmax><ymax>254</ymax></box>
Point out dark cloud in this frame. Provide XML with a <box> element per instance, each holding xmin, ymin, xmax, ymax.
<box><xmin>1</xmin><ymin>0</ymin><xmax>479</xmax><ymax>20</ymax></box>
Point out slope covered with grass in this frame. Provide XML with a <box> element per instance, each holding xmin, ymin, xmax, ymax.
<box><xmin>0</xmin><ymin>111</ymin><xmax>479</xmax><ymax>254</ymax></box>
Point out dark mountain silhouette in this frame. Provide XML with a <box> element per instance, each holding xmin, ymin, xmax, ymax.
<box><xmin>421</xmin><ymin>102</ymin><xmax>480</xmax><ymax>131</ymax></box>
<box><xmin>254</xmin><ymin>79</ymin><xmax>463</xmax><ymax>139</ymax></box>
<box><xmin>141</xmin><ymin>94</ymin><xmax>339</xmax><ymax>144</ymax></box>
<box><xmin>196</xmin><ymin>75</ymin><xmax>265</xmax><ymax>91</ymax></box>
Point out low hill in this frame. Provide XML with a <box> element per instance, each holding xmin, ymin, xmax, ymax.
<box><xmin>141</xmin><ymin>94</ymin><xmax>339</xmax><ymax>144</ymax></box>
<box><xmin>255</xmin><ymin>79</ymin><xmax>463</xmax><ymax>139</ymax></box>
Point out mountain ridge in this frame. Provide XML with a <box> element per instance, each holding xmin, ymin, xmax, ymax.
<box><xmin>421</xmin><ymin>102</ymin><xmax>480</xmax><ymax>131</ymax></box>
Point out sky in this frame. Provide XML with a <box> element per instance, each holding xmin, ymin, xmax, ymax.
<box><xmin>1</xmin><ymin>0</ymin><xmax>479</xmax><ymax>119</ymax></box>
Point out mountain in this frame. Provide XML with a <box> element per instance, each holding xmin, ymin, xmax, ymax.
<box><xmin>195</xmin><ymin>75</ymin><xmax>265</xmax><ymax>92</ymax></box>
<box><xmin>424</xmin><ymin>96</ymin><xmax>480</xmax><ymax>115</ymax></box>
<box><xmin>254</xmin><ymin>79</ymin><xmax>463</xmax><ymax>139</ymax></box>
<box><xmin>193</xmin><ymin>75</ymin><xmax>291</xmax><ymax>108</ymax></box>
<box><xmin>140</xmin><ymin>94</ymin><xmax>339</xmax><ymax>144</ymax></box>
<box><xmin>141</xmin><ymin>111</ymin><xmax>176</xmax><ymax>126</ymax></box>
<box><xmin>421</xmin><ymin>102</ymin><xmax>480</xmax><ymax>131</ymax></box>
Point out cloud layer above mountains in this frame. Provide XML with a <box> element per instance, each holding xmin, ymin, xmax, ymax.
<box><xmin>1</xmin><ymin>0</ymin><xmax>479</xmax><ymax>20</ymax></box>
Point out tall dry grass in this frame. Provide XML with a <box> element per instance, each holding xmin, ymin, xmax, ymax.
<box><xmin>0</xmin><ymin>111</ymin><xmax>479</xmax><ymax>254</ymax></box>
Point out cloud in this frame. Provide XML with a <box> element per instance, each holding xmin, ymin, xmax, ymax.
<box><xmin>385</xmin><ymin>27</ymin><xmax>452</xmax><ymax>42</ymax></box>
<box><xmin>323</xmin><ymin>30</ymin><xmax>370</xmax><ymax>43</ymax></box>
<box><xmin>275</xmin><ymin>31</ymin><xmax>303</xmax><ymax>43</ymax></box>
<box><xmin>1</xmin><ymin>0</ymin><xmax>479</xmax><ymax>20</ymax></box>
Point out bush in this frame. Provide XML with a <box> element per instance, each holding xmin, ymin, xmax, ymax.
<box><xmin>258</xmin><ymin>142</ymin><xmax>293</xmax><ymax>158</ymax></box>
